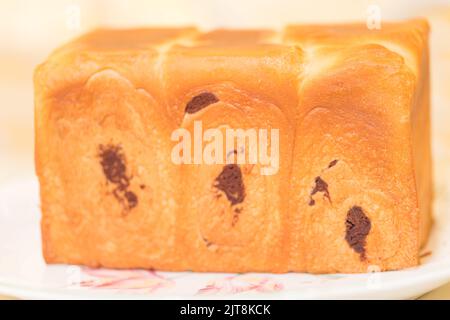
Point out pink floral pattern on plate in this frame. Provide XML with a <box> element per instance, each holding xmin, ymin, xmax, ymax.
<box><xmin>75</xmin><ymin>268</ymin><xmax>174</xmax><ymax>293</ymax></box>
<box><xmin>69</xmin><ymin>267</ymin><xmax>284</xmax><ymax>296</ymax></box>
<box><xmin>197</xmin><ymin>274</ymin><xmax>284</xmax><ymax>295</ymax></box>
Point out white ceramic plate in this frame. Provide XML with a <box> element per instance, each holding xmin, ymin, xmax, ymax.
<box><xmin>0</xmin><ymin>178</ymin><xmax>449</xmax><ymax>300</ymax></box>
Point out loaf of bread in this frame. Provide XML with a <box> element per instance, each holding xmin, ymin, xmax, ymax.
<box><xmin>34</xmin><ymin>20</ymin><xmax>432</xmax><ymax>273</ymax></box>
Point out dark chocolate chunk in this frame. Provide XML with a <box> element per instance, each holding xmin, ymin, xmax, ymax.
<box><xmin>98</xmin><ymin>144</ymin><xmax>139</xmax><ymax>213</ymax></box>
<box><xmin>309</xmin><ymin>176</ymin><xmax>331</xmax><ymax>205</ymax></box>
<box><xmin>312</xmin><ymin>177</ymin><xmax>329</xmax><ymax>197</ymax></box>
<box><xmin>185</xmin><ymin>92</ymin><xmax>219</xmax><ymax>114</ymax></box>
<box><xmin>308</xmin><ymin>161</ymin><xmax>339</xmax><ymax>205</ymax></box>
<box><xmin>99</xmin><ymin>145</ymin><xmax>128</xmax><ymax>186</ymax></box>
<box><xmin>124</xmin><ymin>191</ymin><xmax>138</xmax><ymax>209</ymax></box>
<box><xmin>328</xmin><ymin>159</ymin><xmax>339</xmax><ymax>168</ymax></box>
<box><xmin>214</xmin><ymin>164</ymin><xmax>246</xmax><ymax>206</ymax></box>
<box><xmin>345</xmin><ymin>206</ymin><xmax>371</xmax><ymax>260</ymax></box>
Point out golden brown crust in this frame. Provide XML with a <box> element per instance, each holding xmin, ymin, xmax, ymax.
<box><xmin>35</xmin><ymin>20</ymin><xmax>431</xmax><ymax>273</ymax></box>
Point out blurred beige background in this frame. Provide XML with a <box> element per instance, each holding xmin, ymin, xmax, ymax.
<box><xmin>0</xmin><ymin>0</ymin><xmax>449</xmax><ymax>299</ymax></box>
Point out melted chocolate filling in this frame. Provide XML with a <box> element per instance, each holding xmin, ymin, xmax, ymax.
<box><xmin>309</xmin><ymin>176</ymin><xmax>331</xmax><ymax>206</ymax></box>
<box><xmin>99</xmin><ymin>144</ymin><xmax>138</xmax><ymax>212</ymax></box>
<box><xmin>214</xmin><ymin>164</ymin><xmax>246</xmax><ymax>206</ymax></box>
<box><xmin>345</xmin><ymin>206</ymin><xmax>371</xmax><ymax>260</ymax></box>
<box><xmin>328</xmin><ymin>159</ymin><xmax>339</xmax><ymax>168</ymax></box>
<box><xmin>185</xmin><ymin>92</ymin><xmax>219</xmax><ymax>114</ymax></box>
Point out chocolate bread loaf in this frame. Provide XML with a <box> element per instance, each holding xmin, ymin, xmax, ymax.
<box><xmin>34</xmin><ymin>20</ymin><xmax>432</xmax><ymax>273</ymax></box>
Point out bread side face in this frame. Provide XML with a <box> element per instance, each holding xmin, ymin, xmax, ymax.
<box><xmin>286</xmin><ymin>19</ymin><xmax>430</xmax><ymax>272</ymax></box>
<box><xmin>34</xmin><ymin>28</ymin><xmax>198</xmax><ymax>269</ymax></box>
<box><xmin>35</xmin><ymin>20</ymin><xmax>431</xmax><ymax>273</ymax></box>
<box><xmin>162</xmin><ymin>43</ymin><xmax>301</xmax><ymax>272</ymax></box>
<box><xmin>289</xmin><ymin>44</ymin><xmax>419</xmax><ymax>272</ymax></box>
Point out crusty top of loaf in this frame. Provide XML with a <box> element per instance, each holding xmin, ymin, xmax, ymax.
<box><xmin>34</xmin><ymin>19</ymin><xmax>428</xmax><ymax>111</ymax></box>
